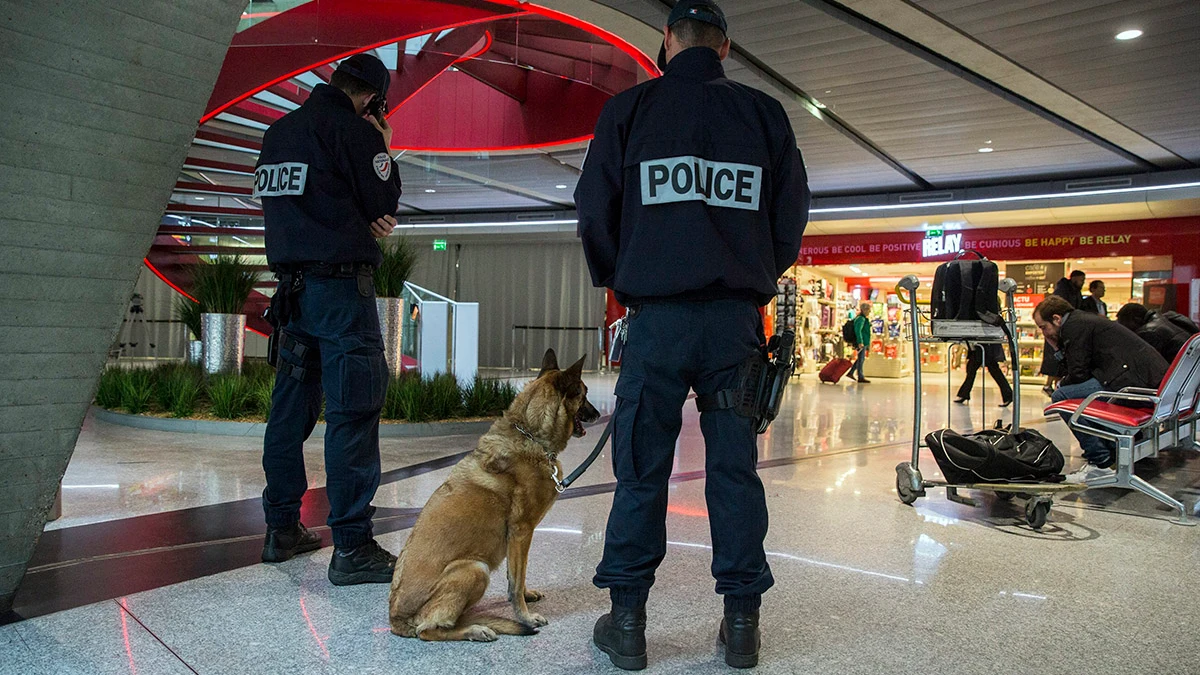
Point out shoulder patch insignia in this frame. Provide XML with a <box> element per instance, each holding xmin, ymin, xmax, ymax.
<box><xmin>373</xmin><ymin>152</ymin><xmax>392</xmax><ymax>181</ymax></box>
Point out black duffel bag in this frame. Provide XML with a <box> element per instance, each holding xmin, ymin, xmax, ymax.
<box><xmin>925</xmin><ymin>427</ymin><xmax>1064</xmax><ymax>484</ymax></box>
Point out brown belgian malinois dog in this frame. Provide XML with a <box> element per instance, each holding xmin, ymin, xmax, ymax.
<box><xmin>388</xmin><ymin>349</ymin><xmax>601</xmax><ymax>641</ymax></box>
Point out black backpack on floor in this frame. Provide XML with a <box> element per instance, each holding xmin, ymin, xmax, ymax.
<box><xmin>925</xmin><ymin>427</ymin><xmax>1064</xmax><ymax>484</ymax></box>
<box><xmin>931</xmin><ymin>250</ymin><xmax>1002</xmax><ymax>325</ymax></box>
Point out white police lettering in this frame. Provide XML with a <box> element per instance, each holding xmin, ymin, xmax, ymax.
<box><xmin>253</xmin><ymin>163</ymin><xmax>309</xmax><ymax>198</ymax></box>
<box><xmin>640</xmin><ymin>156</ymin><xmax>762</xmax><ymax>211</ymax></box>
<box><xmin>373</xmin><ymin>153</ymin><xmax>392</xmax><ymax>181</ymax></box>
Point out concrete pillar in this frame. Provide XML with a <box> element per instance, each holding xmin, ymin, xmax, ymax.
<box><xmin>0</xmin><ymin>0</ymin><xmax>246</xmax><ymax>614</ymax></box>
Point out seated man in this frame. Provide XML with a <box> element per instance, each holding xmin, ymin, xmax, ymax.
<box><xmin>1115</xmin><ymin>302</ymin><xmax>1198</xmax><ymax>363</ymax></box>
<box><xmin>1034</xmin><ymin>295</ymin><xmax>1169</xmax><ymax>482</ymax></box>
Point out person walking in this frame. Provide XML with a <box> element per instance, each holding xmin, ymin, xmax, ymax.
<box><xmin>576</xmin><ymin>1</ymin><xmax>810</xmax><ymax>668</ymax></box>
<box><xmin>255</xmin><ymin>53</ymin><xmax>403</xmax><ymax>586</ymax></box>
<box><xmin>953</xmin><ymin>342</ymin><xmax>1013</xmax><ymax>407</ymax></box>
<box><xmin>847</xmin><ymin>302</ymin><xmax>872</xmax><ymax>384</ymax></box>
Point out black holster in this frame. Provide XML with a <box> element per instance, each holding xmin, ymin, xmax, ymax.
<box><xmin>265</xmin><ymin>269</ymin><xmax>306</xmax><ymax>368</ymax></box>
<box><xmin>697</xmin><ymin>330</ymin><xmax>795</xmax><ymax>434</ymax></box>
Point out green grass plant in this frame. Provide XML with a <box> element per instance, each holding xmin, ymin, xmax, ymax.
<box><xmin>374</xmin><ymin>237</ymin><xmax>420</xmax><ymax>298</ymax></box>
<box><xmin>175</xmin><ymin>296</ymin><xmax>202</xmax><ymax>340</ymax></box>
<box><xmin>463</xmin><ymin>376</ymin><xmax>519</xmax><ymax>417</ymax></box>
<box><xmin>119</xmin><ymin>368</ymin><xmax>155</xmax><ymax>414</ymax></box>
<box><xmin>424</xmin><ymin>373</ymin><xmax>464</xmax><ymax>420</ymax></box>
<box><xmin>192</xmin><ymin>255</ymin><xmax>257</xmax><ymax>315</ymax></box>
<box><xmin>251</xmin><ymin>380</ymin><xmax>274</xmax><ymax>421</ymax></box>
<box><xmin>156</xmin><ymin>365</ymin><xmax>203</xmax><ymax>418</ymax></box>
<box><xmin>95</xmin><ymin>367</ymin><xmax>125</xmax><ymax>409</ymax></box>
<box><xmin>207</xmin><ymin>375</ymin><xmax>251</xmax><ymax>419</ymax></box>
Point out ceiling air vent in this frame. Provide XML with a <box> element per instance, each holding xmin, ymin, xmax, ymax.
<box><xmin>406</xmin><ymin>216</ymin><xmax>446</xmax><ymax>224</ymax></box>
<box><xmin>514</xmin><ymin>212</ymin><xmax>559</xmax><ymax>221</ymax></box>
<box><xmin>1064</xmin><ymin>177</ymin><xmax>1133</xmax><ymax>191</ymax></box>
<box><xmin>898</xmin><ymin>191</ymin><xmax>954</xmax><ymax>203</ymax></box>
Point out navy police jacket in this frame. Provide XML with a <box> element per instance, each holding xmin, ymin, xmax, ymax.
<box><xmin>576</xmin><ymin>47</ymin><xmax>810</xmax><ymax>306</ymax></box>
<box><xmin>256</xmin><ymin>84</ymin><xmax>403</xmax><ymax>268</ymax></box>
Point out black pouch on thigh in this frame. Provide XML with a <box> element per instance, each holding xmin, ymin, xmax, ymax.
<box><xmin>356</xmin><ymin>268</ymin><xmax>374</xmax><ymax>298</ymax></box>
<box><xmin>278</xmin><ymin>331</ymin><xmax>321</xmax><ymax>383</ymax></box>
<box><xmin>612</xmin><ymin>375</ymin><xmax>645</xmax><ymax>482</ymax></box>
<box><xmin>329</xmin><ymin>332</ymin><xmax>387</xmax><ymax>414</ymax></box>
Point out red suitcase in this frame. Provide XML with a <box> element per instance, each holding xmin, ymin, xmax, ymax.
<box><xmin>819</xmin><ymin>358</ymin><xmax>853</xmax><ymax>384</ymax></box>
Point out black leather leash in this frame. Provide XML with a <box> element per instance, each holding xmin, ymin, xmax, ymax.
<box><xmin>557</xmin><ymin>416</ymin><xmax>615</xmax><ymax>491</ymax></box>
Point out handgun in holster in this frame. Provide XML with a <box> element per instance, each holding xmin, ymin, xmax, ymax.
<box><xmin>696</xmin><ymin>330</ymin><xmax>795</xmax><ymax>434</ymax></box>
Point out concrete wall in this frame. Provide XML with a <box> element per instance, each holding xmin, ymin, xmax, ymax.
<box><xmin>0</xmin><ymin>0</ymin><xmax>246</xmax><ymax>613</ymax></box>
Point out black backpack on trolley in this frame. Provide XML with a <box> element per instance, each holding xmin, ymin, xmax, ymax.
<box><xmin>925</xmin><ymin>427</ymin><xmax>1064</xmax><ymax>484</ymax></box>
<box><xmin>931</xmin><ymin>250</ymin><xmax>1002</xmax><ymax>325</ymax></box>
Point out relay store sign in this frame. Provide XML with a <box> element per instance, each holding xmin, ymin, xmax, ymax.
<box><xmin>640</xmin><ymin>156</ymin><xmax>762</xmax><ymax>211</ymax></box>
<box><xmin>922</xmin><ymin>232</ymin><xmax>963</xmax><ymax>258</ymax></box>
<box><xmin>795</xmin><ymin>218</ymin><xmax>1200</xmax><ymax>267</ymax></box>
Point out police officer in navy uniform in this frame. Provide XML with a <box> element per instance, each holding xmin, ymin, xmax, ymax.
<box><xmin>255</xmin><ymin>53</ymin><xmax>404</xmax><ymax>586</ymax></box>
<box><xmin>576</xmin><ymin>1</ymin><xmax>809</xmax><ymax>669</ymax></box>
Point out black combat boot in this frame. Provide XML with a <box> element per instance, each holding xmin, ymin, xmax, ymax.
<box><xmin>327</xmin><ymin>539</ymin><xmax>397</xmax><ymax>586</ymax></box>
<box><xmin>593</xmin><ymin>604</ymin><xmax>648</xmax><ymax>670</ymax></box>
<box><xmin>261</xmin><ymin>522</ymin><xmax>321</xmax><ymax>563</ymax></box>
<box><xmin>719</xmin><ymin>610</ymin><xmax>760</xmax><ymax>668</ymax></box>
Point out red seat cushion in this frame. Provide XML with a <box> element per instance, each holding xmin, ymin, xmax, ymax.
<box><xmin>1045</xmin><ymin>399</ymin><xmax>1154</xmax><ymax>427</ymax></box>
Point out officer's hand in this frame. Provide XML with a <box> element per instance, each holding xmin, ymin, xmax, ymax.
<box><xmin>368</xmin><ymin>112</ymin><xmax>394</xmax><ymax>148</ymax></box>
<box><xmin>370</xmin><ymin>215</ymin><xmax>397</xmax><ymax>239</ymax></box>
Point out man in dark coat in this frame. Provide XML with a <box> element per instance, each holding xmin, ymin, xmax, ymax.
<box><xmin>1053</xmin><ymin>270</ymin><xmax>1086</xmax><ymax>309</ymax></box>
<box><xmin>1116</xmin><ymin>302</ymin><xmax>1198</xmax><ymax>363</ymax></box>
<box><xmin>1080</xmin><ymin>280</ymin><xmax>1107</xmax><ymax>318</ymax></box>
<box><xmin>1035</xmin><ymin>296</ymin><xmax>1169</xmax><ymax>482</ymax></box>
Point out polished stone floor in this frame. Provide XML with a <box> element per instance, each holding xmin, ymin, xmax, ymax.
<box><xmin>5</xmin><ymin>374</ymin><xmax>1200</xmax><ymax>674</ymax></box>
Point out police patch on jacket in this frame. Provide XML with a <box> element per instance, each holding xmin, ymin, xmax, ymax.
<box><xmin>253</xmin><ymin>162</ymin><xmax>309</xmax><ymax>198</ymax></box>
<box><xmin>373</xmin><ymin>153</ymin><xmax>392</xmax><ymax>181</ymax></box>
<box><xmin>640</xmin><ymin>156</ymin><xmax>762</xmax><ymax>211</ymax></box>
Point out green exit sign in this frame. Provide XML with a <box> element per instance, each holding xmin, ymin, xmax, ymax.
<box><xmin>433</xmin><ymin>240</ymin><xmax>447</xmax><ymax>251</ymax></box>
<box><xmin>925</xmin><ymin>229</ymin><xmax>943</xmax><ymax>238</ymax></box>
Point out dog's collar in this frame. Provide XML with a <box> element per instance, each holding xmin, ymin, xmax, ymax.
<box><xmin>512</xmin><ymin>421</ymin><xmax>565</xmax><ymax>494</ymax></box>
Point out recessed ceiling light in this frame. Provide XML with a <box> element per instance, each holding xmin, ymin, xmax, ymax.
<box><xmin>425</xmin><ymin>189</ymin><xmax>436</xmax><ymax>193</ymax></box>
<box><xmin>555</xmin><ymin>184</ymin><xmax>568</xmax><ymax>189</ymax></box>
<box><xmin>978</xmin><ymin>147</ymin><xmax>994</xmax><ymax>153</ymax></box>
<box><xmin>1115</xmin><ymin>29</ymin><xmax>1143</xmax><ymax>41</ymax></box>
<box><xmin>195</xmin><ymin>196</ymin><xmax>206</xmax><ymax>200</ymax></box>
<box><xmin>813</xmin><ymin>100</ymin><xmax>827</xmax><ymax>109</ymax></box>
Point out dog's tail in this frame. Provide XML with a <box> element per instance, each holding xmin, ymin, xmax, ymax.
<box><xmin>460</xmin><ymin>611</ymin><xmax>537</xmax><ymax>636</ymax></box>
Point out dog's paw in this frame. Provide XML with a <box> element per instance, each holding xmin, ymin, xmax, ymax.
<box><xmin>464</xmin><ymin>625</ymin><xmax>498</xmax><ymax>642</ymax></box>
<box><xmin>520</xmin><ymin>612</ymin><xmax>549</xmax><ymax>628</ymax></box>
<box><xmin>524</xmin><ymin>589</ymin><xmax>544</xmax><ymax>603</ymax></box>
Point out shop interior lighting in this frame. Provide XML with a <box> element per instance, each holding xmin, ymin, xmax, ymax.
<box><xmin>396</xmin><ymin>218</ymin><xmax>578</xmax><ymax>229</ymax></box>
<box><xmin>1115</xmin><ymin>29</ymin><xmax>1143</xmax><ymax>41</ymax></box>
<box><xmin>809</xmin><ymin>179</ymin><xmax>1200</xmax><ymax>214</ymax></box>
<box><xmin>555</xmin><ymin>184</ymin><xmax>569</xmax><ymax>189</ymax></box>
<box><xmin>978</xmin><ymin>147</ymin><xmax>994</xmax><ymax>153</ymax></box>
<box><xmin>425</xmin><ymin>189</ymin><xmax>436</xmax><ymax>193</ymax></box>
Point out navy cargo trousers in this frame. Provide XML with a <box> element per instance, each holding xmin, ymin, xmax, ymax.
<box><xmin>262</xmin><ymin>275</ymin><xmax>388</xmax><ymax>549</ymax></box>
<box><xmin>594</xmin><ymin>300</ymin><xmax>775</xmax><ymax>609</ymax></box>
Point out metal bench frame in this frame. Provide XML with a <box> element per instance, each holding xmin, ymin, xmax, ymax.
<box><xmin>1044</xmin><ymin>334</ymin><xmax>1200</xmax><ymax>524</ymax></box>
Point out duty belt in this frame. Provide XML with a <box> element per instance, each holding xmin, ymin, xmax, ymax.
<box><xmin>270</xmin><ymin>261</ymin><xmax>375</xmax><ymax>278</ymax></box>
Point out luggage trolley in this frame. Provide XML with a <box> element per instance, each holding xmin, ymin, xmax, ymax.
<box><xmin>893</xmin><ymin>275</ymin><xmax>1085</xmax><ymax>529</ymax></box>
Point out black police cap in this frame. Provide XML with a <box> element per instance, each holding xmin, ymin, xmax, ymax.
<box><xmin>656</xmin><ymin>1</ymin><xmax>728</xmax><ymax>71</ymax></box>
<box><xmin>335</xmin><ymin>53</ymin><xmax>391</xmax><ymax>95</ymax></box>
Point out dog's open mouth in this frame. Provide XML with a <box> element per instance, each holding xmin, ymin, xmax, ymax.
<box><xmin>572</xmin><ymin>415</ymin><xmax>586</xmax><ymax>438</ymax></box>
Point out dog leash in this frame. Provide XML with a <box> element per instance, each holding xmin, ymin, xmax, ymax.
<box><xmin>556</xmin><ymin>416</ymin><xmax>615</xmax><ymax>492</ymax></box>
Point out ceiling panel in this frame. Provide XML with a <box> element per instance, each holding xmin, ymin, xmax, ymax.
<box><xmin>912</xmin><ymin>0</ymin><xmax>1200</xmax><ymax>162</ymax></box>
<box><xmin>721</xmin><ymin>0</ymin><xmax>1141</xmax><ymax>187</ymax></box>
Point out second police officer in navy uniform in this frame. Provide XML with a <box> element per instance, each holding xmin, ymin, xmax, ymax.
<box><xmin>254</xmin><ymin>54</ymin><xmax>404</xmax><ymax>586</ymax></box>
<box><xmin>576</xmin><ymin>1</ymin><xmax>810</xmax><ymax>669</ymax></box>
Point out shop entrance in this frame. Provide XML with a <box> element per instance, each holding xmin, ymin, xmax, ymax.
<box><xmin>769</xmin><ymin>254</ymin><xmax>1173</xmax><ymax>382</ymax></box>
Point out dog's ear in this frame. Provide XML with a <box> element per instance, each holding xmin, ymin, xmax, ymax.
<box><xmin>537</xmin><ymin>349</ymin><xmax>559</xmax><ymax>378</ymax></box>
<box><xmin>556</xmin><ymin>355</ymin><xmax>586</xmax><ymax>394</ymax></box>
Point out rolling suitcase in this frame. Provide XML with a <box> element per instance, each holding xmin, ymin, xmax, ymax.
<box><xmin>820</xmin><ymin>357</ymin><xmax>853</xmax><ymax>384</ymax></box>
